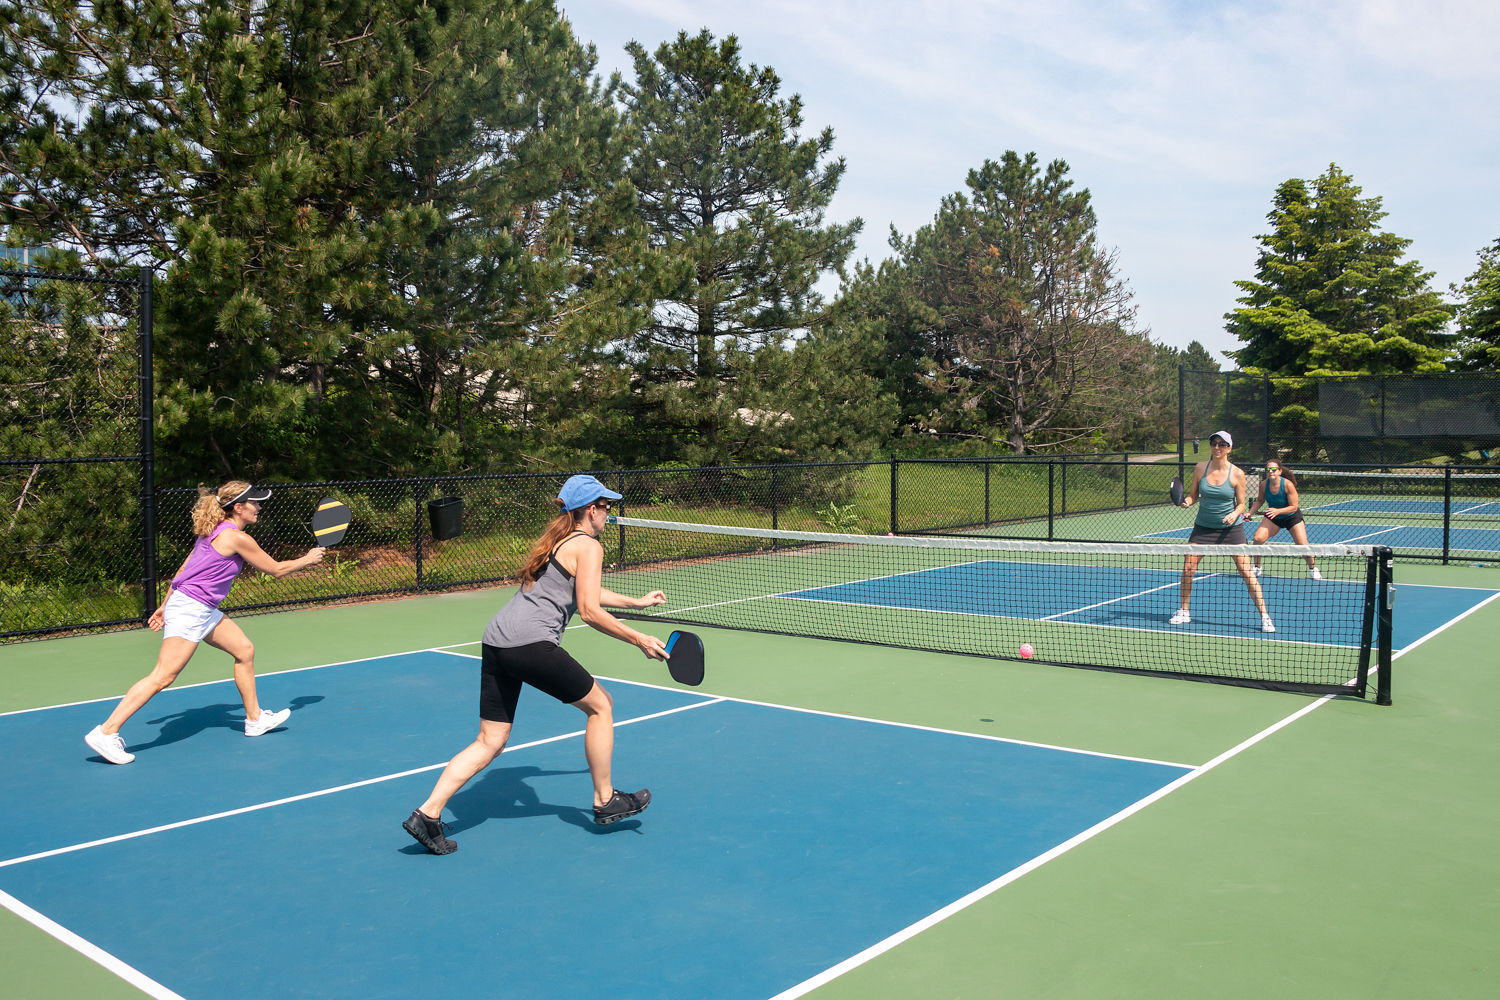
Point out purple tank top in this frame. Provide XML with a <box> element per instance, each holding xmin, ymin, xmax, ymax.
<box><xmin>172</xmin><ymin>520</ymin><xmax>245</xmax><ymax>609</ymax></box>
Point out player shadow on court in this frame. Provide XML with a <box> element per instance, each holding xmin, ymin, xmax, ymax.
<box><xmin>398</xmin><ymin>765</ymin><xmax>641</xmax><ymax>853</ymax></box>
<box><xmin>117</xmin><ymin>695</ymin><xmax>326</xmax><ymax>754</ymax></box>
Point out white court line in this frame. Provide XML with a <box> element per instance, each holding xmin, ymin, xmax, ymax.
<box><xmin>436</xmin><ymin>652</ymin><xmax>1197</xmax><ymax>775</ymax></box>
<box><xmin>1391</xmin><ymin>588</ymin><xmax>1500</xmax><ymax>657</ymax></box>
<box><xmin>1040</xmin><ymin>574</ymin><xmax>1222</xmax><ymax>621</ymax></box>
<box><xmin>0</xmin><ymin>642</ymin><xmax>484</xmax><ymax>718</ymax></box>
<box><xmin>0</xmin><ymin>889</ymin><xmax>187</xmax><ymax>1000</ymax></box>
<box><xmin>0</xmin><ymin>698</ymin><xmax>724</xmax><ymax>870</ymax></box>
<box><xmin>766</xmin><ymin>693</ymin><xmax>1335</xmax><ymax>1000</ymax></box>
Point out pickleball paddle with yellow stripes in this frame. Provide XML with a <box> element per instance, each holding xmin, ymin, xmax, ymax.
<box><xmin>310</xmin><ymin>497</ymin><xmax>352</xmax><ymax>546</ymax></box>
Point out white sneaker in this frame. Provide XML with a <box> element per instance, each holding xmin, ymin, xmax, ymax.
<box><xmin>244</xmin><ymin>708</ymin><xmax>290</xmax><ymax>737</ymax></box>
<box><xmin>1309</xmin><ymin>567</ymin><xmax>1323</xmax><ymax>581</ymax></box>
<box><xmin>1253</xmin><ymin>565</ymin><xmax>1263</xmax><ymax>577</ymax></box>
<box><xmin>1169</xmin><ymin>609</ymin><xmax>1192</xmax><ymax>625</ymax></box>
<box><xmin>85</xmin><ymin>725</ymin><xmax>135</xmax><ymax>764</ymax></box>
<box><xmin>1261</xmin><ymin>615</ymin><xmax>1276</xmax><ymax>633</ymax></box>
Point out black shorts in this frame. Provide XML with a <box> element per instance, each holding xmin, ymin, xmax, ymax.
<box><xmin>480</xmin><ymin>642</ymin><xmax>596</xmax><ymax>724</ymax></box>
<box><xmin>1188</xmin><ymin>522</ymin><xmax>1248</xmax><ymax>545</ymax></box>
<box><xmin>1265</xmin><ymin>513</ymin><xmax>1305</xmax><ymax>529</ymax></box>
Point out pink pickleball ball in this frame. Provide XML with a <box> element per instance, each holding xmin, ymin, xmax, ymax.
<box><xmin>1019</xmin><ymin>643</ymin><xmax>1034</xmax><ymax>659</ymax></box>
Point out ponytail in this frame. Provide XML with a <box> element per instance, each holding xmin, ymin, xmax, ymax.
<box><xmin>191</xmin><ymin>480</ymin><xmax>252</xmax><ymax>537</ymax></box>
<box><xmin>519</xmin><ymin>500</ymin><xmax>587</xmax><ymax>586</ymax></box>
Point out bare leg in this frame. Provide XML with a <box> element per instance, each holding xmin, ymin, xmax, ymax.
<box><xmin>1252</xmin><ymin>521</ymin><xmax>1279</xmax><ymax>568</ymax></box>
<box><xmin>418</xmin><ymin>719</ymin><xmax>512</xmax><ymax>819</ymax></box>
<box><xmin>202</xmin><ymin>617</ymin><xmax>262</xmax><ymax>720</ymax></box>
<box><xmin>100</xmin><ymin>638</ymin><xmax>198</xmax><ymax>735</ymax></box>
<box><xmin>1232</xmin><ymin>556</ymin><xmax>1270</xmax><ymax>615</ymax></box>
<box><xmin>1179</xmin><ymin>552</ymin><xmax>1202</xmax><ymax>609</ymax></box>
<box><xmin>1288</xmin><ymin>521</ymin><xmax>1316</xmax><ymax>569</ymax></box>
<box><xmin>573</xmin><ymin>682</ymin><xmax>616</xmax><ymax>808</ymax></box>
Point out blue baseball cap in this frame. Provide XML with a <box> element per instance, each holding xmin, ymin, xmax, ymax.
<box><xmin>559</xmin><ymin>474</ymin><xmax>622</xmax><ymax>512</ymax></box>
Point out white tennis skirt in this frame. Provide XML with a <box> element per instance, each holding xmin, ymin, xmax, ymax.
<box><xmin>162</xmin><ymin>590</ymin><xmax>225</xmax><ymax>643</ymax></box>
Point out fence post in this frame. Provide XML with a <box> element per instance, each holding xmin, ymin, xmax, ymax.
<box><xmin>1047</xmin><ymin>462</ymin><xmax>1055</xmax><ymax>541</ymax></box>
<box><xmin>1442</xmin><ymin>466</ymin><xmax>1452</xmax><ymax>565</ymax></box>
<box><xmin>414</xmin><ymin>481</ymin><xmax>425</xmax><ymax>589</ymax></box>
<box><xmin>618</xmin><ymin>471</ymin><xmax>627</xmax><ymax>566</ymax></box>
<box><xmin>1122</xmin><ymin>453</ymin><xmax>1129</xmax><ymax>509</ymax></box>
<box><xmin>1060</xmin><ymin>456</ymin><xmax>1068</xmax><ymax>516</ymax></box>
<box><xmin>984</xmin><ymin>461</ymin><xmax>991</xmax><ymax>524</ymax></box>
<box><xmin>138</xmin><ymin>266</ymin><xmax>157</xmax><ymax>623</ymax></box>
<box><xmin>770</xmin><ymin>465</ymin><xmax>779</xmax><ymax>552</ymax></box>
<box><xmin>1177</xmin><ymin>364</ymin><xmax>1185</xmax><ymax>469</ymax></box>
<box><xmin>1263</xmin><ymin>375</ymin><xmax>1272</xmax><ymax>462</ymax></box>
<box><xmin>889</xmin><ymin>458</ymin><xmax>899</xmax><ymax>535</ymax></box>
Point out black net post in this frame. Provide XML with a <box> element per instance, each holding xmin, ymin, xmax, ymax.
<box><xmin>1122</xmin><ymin>453</ymin><xmax>1129</xmax><ymax>509</ymax></box>
<box><xmin>138</xmin><ymin>266</ymin><xmax>156</xmax><ymax>621</ymax></box>
<box><xmin>1442</xmin><ymin>467</ymin><xmax>1452</xmax><ymax>565</ymax></box>
<box><xmin>1377</xmin><ymin>547</ymin><xmax>1394</xmax><ymax>706</ymax></box>
<box><xmin>1356</xmin><ymin>551</ymin><xmax>1378</xmax><ymax>699</ymax></box>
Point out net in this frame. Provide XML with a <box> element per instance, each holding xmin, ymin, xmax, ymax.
<box><xmin>1260</xmin><ymin>468</ymin><xmax>1500</xmax><ymax>561</ymax></box>
<box><xmin>605</xmin><ymin>516</ymin><xmax>1389</xmax><ymax>696</ymax></box>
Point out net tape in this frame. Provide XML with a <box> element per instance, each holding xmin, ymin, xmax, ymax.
<box><xmin>608</xmin><ymin>516</ymin><xmax>1379</xmax><ymax>558</ymax></box>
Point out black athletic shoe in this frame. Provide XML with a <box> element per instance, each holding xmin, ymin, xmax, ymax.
<box><xmin>403</xmin><ymin>809</ymin><xmax>458</xmax><ymax>854</ymax></box>
<box><xmin>593</xmin><ymin>788</ymin><xmax>651</xmax><ymax>825</ymax></box>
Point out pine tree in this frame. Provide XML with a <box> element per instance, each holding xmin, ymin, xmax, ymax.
<box><xmin>609</xmin><ymin>29</ymin><xmax>881</xmax><ymax>465</ymax></box>
<box><xmin>1452</xmin><ymin>239</ymin><xmax>1500</xmax><ymax>371</ymax></box>
<box><xmin>1226</xmin><ymin>164</ymin><xmax>1454</xmax><ymax>376</ymax></box>
<box><xmin>1</xmin><ymin>0</ymin><xmax>644</xmax><ymax>481</ymax></box>
<box><xmin>862</xmin><ymin>152</ymin><xmax>1150</xmax><ymax>454</ymax></box>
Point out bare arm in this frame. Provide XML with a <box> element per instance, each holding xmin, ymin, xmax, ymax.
<box><xmin>147</xmin><ymin>552</ymin><xmax>194</xmax><ymax>630</ymax></box>
<box><xmin>218</xmin><ymin>530</ymin><xmax>324</xmax><ymax>578</ymax></box>
<box><xmin>599</xmin><ymin>585</ymin><xmax>666</xmax><ymax>610</ymax></box>
<box><xmin>569</xmin><ymin>541</ymin><xmax>668</xmax><ymax>660</ymax></box>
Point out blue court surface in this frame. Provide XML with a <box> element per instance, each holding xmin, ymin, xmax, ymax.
<box><xmin>780</xmin><ymin>561</ymin><xmax>1498</xmax><ymax>648</ymax></box>
<box><xmin>0</xmin><ymin>651</ymin><xmax>1195</xmax><ymax>1000</ymax></box>
<box><xmin>1304</xmin><ymin>498</ymin><xmax>1500</xmax><ymax>516</ymax></box>
<box><xmin>1140</xmin><ymin>522</ymin><xmax>1500</xmax><ymax>552</ymax></box>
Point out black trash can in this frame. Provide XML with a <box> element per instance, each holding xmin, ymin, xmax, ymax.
<box><xmin>427</xmin><ymin>496</ymin><xmax>464</xmax><ymax>541</ymax></box>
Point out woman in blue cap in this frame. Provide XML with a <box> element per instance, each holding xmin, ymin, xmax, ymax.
<box><xmin>403</xmin><ymin>475</ymin><xmax>669</xmax><ymax>854</ymax></box>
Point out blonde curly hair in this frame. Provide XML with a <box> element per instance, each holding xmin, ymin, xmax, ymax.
<box><xmin>190</xmin><ymin>480</ymin><xmax>253</xmax><ymax>537</ymax></box>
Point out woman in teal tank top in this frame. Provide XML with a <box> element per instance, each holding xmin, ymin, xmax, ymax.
<box><xmin>1247</xmin><ymin>461</ymin><xmax>1321</xmax><ymax>579</ymax></box>
<box><xmin>1172</xmin><ymin>432</ymin><xmax>1275</xmax><ymax>632</ymax></box>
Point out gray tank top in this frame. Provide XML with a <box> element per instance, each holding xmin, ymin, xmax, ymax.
<box><xmin>482</xmin><ymin>531</ymin><xmax>588</xmax><ymax>648</ymax></box>
<box><xmin>1195</xmin><ymin>466</ymin><xmax>1238</xmax><ymax>528</ymax></box>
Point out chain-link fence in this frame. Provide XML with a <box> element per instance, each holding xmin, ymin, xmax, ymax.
<box><xmin>0</xmin><ymin>266</ymin><xmax>154</xmax><ymax>638</ymax></box>
<box><xmin>1180</xmin><ymin>368</ymin><xmax>1500</xmax><ymax>465</ymax></box>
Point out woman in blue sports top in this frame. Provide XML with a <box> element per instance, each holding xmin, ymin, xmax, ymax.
<box><xmin>1172</xmin><ymin>431</ymin><xmax>1276</xmax><ymax>633</ymax></box>
<box><xmin>1247</xmin><ymin>461</ymin><xmax>1321</xmax><ymax>580</ymax></box>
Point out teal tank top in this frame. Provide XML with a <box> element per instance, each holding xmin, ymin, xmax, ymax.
<box><xmin>1195</xmin><ymin>467</ymin><xmax>1237</xmax><ymax>528</ymax></box>
<box><xmin>1264</xmin><ymin>478</ymin><xmax>1289</xmax><ymax>509</ymax></box>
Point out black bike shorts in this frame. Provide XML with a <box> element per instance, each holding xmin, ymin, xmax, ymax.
<box><xmin>480</xmin><ymin>641</ymin><xmax>596</xmax><ymax>723</ymax></box>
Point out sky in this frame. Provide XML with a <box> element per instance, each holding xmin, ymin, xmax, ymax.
<box><xmin>562</xmin><ymin>0</ymin><xmax>1500</xmax><ymax>362</ymax></box>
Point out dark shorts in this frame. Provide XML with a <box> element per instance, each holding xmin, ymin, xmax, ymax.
<box><xmin>480</xmin><ymin>641</ymin><xmax>596</xmax><ymax>724</ymax></box>
<box><xmin>1188</xmin><ymin>522</ymin><xmax>1248</xmax><ymax>545</ymax></box>
<box><xmin>1265</xmin><ymin>512</ymin><xmax>1305</xmax><ymax>529</ymax></box>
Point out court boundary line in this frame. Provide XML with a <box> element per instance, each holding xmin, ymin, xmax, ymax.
<box><xmin>0</xmin><ymin>697</ymin><xmax>724</xmax><ymax>870</ymax></box>
<box><xmin>0</xmin><ymin>889</ymin><xmax>187</xmax><ymax>1000</ymax></box>
<box><xmin>765</xmin><ymin>693</ymin><xmax>1336</xmax><ymax>1000</ymax></box>
<box><xmin>0</xmin><ymin>642</ymin><xmax>484</xmax><ymax>718</ymax></box>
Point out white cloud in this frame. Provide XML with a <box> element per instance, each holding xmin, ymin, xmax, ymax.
<box><xmin>566</xmin><ymin>0</ymin><xmax>1500</xmax><ymax>358</ymax></box>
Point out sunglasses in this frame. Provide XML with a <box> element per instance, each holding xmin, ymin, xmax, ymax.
<box><xmin>1210</xmin><ymin>440</ymin><xmax>1229</xmax><ymax>447</ymax></box>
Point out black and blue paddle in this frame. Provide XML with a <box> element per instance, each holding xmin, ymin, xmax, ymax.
<box><xmin>664</xmin><ymin>630</ymin><xmax>705</xmax><ymax>686</ymax></box>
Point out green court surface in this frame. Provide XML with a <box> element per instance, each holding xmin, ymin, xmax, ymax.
<box><xmin>4</xmin><ymin>561</ymin><xmax>1499</xmax><ymax>998</ymax></box>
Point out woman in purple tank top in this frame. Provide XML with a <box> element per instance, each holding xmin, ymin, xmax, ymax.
<box><xmin>84</xmin><ymin>481</ymin><xmax>326</xmax><ymax>765</ymax></box>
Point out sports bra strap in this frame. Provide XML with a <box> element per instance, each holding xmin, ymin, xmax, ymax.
<box><xmin>550</xmin><ymin>529</ymin><xmax>591</xmax><ymax>559</ymax></box>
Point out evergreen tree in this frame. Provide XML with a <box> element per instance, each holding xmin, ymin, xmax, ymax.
<box><xmin>1226</xmin><ymin>164</ymin><xmax>1454</xmax><ymax>376</ymax></box>
<box><xmin>1452</xmin><ymin>239</ymin><xmax>1500</xmax><ymax>371</ymax></box>
<box><xmin>609</xmin><ymin>30</ymin><xmax>884</xmax><ymax>465</ymax></box>
<box><xmin>1</xmin><ymin>0</ymin><xmax>646</xmax><ymax>482</ymax></box>
<box><xmin>859</xmin><ymin>152</ymin><xmax>1150</xmax><ymax>454</ymax></box>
